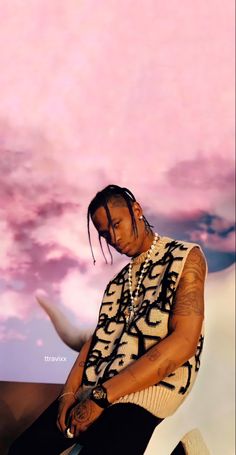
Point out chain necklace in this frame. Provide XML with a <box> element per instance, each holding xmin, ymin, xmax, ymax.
<box><xmin>124</xmin><ymin>232</ymin><xmax>159</xmax><ymax>329</ymax></box>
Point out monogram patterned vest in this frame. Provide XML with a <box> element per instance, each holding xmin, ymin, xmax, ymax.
<box><xmin>82</xmin><ymin>236</ymin><xmax>206</xmax><ymax>418</ymax></box>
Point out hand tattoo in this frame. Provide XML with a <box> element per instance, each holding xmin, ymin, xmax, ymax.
<box><xmin>73</xmin><ymin>400</ymin><xmax>94</xmax><ymax>424</ymax></box>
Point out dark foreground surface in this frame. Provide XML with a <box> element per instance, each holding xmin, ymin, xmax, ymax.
<box><xmin>0</xmin><ymin>381</ymin><xmax>63</xmax><ymax>455</ymax></box>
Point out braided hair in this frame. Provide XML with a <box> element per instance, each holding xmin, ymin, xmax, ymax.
<box><xmin>87</xmin><ymin>184</ymin><xmax>152</xmax><ymax>264</ymax></box>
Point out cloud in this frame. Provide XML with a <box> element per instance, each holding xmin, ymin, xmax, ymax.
<box><xmin>0</xmin><ymin>4</ymin><xmax>234</xmax><ymax>451</ymax></box>
<box><xmin>31</xmin><ymin>211</ymin><xmax>91</xmax><ymax>263</ymax></box>
<box><xmin>0</xmin><ymin>220</ymin><xmax>31</xmax><ymax>272</ymax></box>
<box><xmin>0</xmin><ymin>290</ymin><xmax>31</xmax><ymax>322</ymax></box>
<box><xmin>0</xmin><ymin>325</ymin><xmax>27</xmax><ymax>342</ymax></box>
<box><xmin>189</xmin><ymin>213</ymin><xmax>235</xmax><ymax>252</ymax></box>
<box><xmin>148</xmin><ymin>210</ymin><xmax>235</xmax><ymax>272</ymax></box>
<box><xmin>0</xmin><ymin>0</ymin><xmax>234</xmax><ymax>326</ymax></box>
<box><xmin>57</xmin><ymin>265</ymin><xmax>118</xmax><ymax>326</ymax></box>
<box><xmin>166</xmin><ymin>154</ymin><xmax>234</xmax><ymax>191</ymax></box>
<box><xmin>0</xmin><ymin>221</ymin><xmax>15</xmax><ymax>270</ymax></box>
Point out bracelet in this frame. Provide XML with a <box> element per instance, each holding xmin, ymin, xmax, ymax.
<box><xmin>58</xmin><ymin>391</ymin><xmax>76</xmax><ymax>400</ymax></box>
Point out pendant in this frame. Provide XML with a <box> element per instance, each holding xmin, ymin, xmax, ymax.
<box><xmin>124</xmin><ymin>305</ymin><xmax>134</xmax><ymax>330</ymax></box>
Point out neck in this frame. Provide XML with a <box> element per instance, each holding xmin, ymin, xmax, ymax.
<box><xmin>133</xmin><ymin>230</ymin><xmax>155</xmax><ymax>257</ymax></box>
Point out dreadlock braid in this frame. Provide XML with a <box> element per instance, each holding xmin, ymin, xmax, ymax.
<box><xmin>87</xmin><ymin>184</ymin><xmax>153</xmax><ymax>264</ymax></box>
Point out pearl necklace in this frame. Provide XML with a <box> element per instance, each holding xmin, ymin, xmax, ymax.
<box><xmin>125</xmin><ymin>232</ymin><xmax>159</xmax><ymax>329</ymax></box>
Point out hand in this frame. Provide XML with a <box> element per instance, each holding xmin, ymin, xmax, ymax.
<box><xmin>68</xmin><ymin>398</ymin><xmax>104</xmax><ymax>438</ymax></box>
<box><xmin>57</xmin><ymin>394</ymin><xmax>77</xmax><ymax>435</ymax></box>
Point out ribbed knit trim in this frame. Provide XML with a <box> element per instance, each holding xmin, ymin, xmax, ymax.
<box><xmin>112</xmin><ymin>360</ymin><xmax>199</xmax><ymax>418</ymax></box>
<box><xmin>181</xmin><ymin>429</ymin><xmax>211</xmax><ymax>455</ymax></box>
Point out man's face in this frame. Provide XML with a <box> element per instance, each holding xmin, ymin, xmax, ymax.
<box><xmin>92</xmin><ymin>201</ymin><xmax>146</xmax><ymax>257</ymax></box>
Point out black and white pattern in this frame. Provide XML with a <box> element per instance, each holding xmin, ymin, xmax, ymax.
<box><xmin>82</xmin><ymin>237</ymin><xmax>205</xmax><ymax>417</ymax></box>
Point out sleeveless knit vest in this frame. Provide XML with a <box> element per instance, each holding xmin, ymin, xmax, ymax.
<box><xmin>82</xmin><ymin>236</ymin><xmax>207</xmax><ymax>418</ymax></box>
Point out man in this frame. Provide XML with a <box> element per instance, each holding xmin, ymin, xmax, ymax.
<box><xmin>9</xmin><ymin>184</ymin><xmax>207</xmax><ymax>455</ymax></box>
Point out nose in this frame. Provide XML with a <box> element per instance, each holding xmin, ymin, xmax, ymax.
<box><xmin>109</xmin><ymin>227</ymin><xmax>121</xmax><ymax>246</ymax></box>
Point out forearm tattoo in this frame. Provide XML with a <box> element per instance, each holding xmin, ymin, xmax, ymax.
<box><xmin>146</xmin><ymin>347</ymin><xmax>177</xmax><ymax>377</ymax></box>
<box><xmin>127</xmin><ymin>369</ymin><xmax>140</xmax><ymax>385</ymax></box>
<box><xmin>157</xmin><ymin>359</ymin><xmax>177</xmax><ymax>378</ymax></box>
<box><xmin>172</xmin><ymin>248</ymin><xmax>206</xmax><ymax>317</ymax></box>
<box><xmin>146</xmin><ymin>346</ymin><xmax>161</xmax><ymax>361</ymax></box>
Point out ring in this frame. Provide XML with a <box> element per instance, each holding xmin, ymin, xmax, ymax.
<box><xmin>66</xmin><ymin>427</ymin><xmax>74</xmax><ymax>438</ymax></box>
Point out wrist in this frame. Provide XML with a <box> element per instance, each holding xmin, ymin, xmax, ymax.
<box><xmin>89</xmin><ymin>384</ymin><xmax>111</xmax><ymax>409</ymax></box>
<box><xmin>102</xmin><ymin>380</ymin><xmax>120</xmax><ymax>404</ymax></box>
<box><xmin>58</xmin><ymin>390</ymin><xmax>76</xmax><ymax>401</ymax></box>
<box><xmin>58</xmin><ymin>392</ymin><xmax>76</xmax><ymax>400</ymax></box>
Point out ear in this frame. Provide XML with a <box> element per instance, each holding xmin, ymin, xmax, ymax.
<box><xmin>132</xmin><ymin>202</ymin><xmax>143</xmax><ymax>219</ymax></box>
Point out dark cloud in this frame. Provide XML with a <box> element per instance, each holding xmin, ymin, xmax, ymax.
<box><xmin>36</xmin><ymin>200</ymin><xmax>80</xmax><ymax>219</ymax></box>
<box><xmin>147</xmin><ymin>210</ymin><xmax>235</xmax><ymax>272</ymax></box>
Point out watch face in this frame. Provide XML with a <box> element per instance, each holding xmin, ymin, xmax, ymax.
<box><xmin>93</xmin><ymin>387</ymin><xmax>105</xmax><ymax>400</ymax></box>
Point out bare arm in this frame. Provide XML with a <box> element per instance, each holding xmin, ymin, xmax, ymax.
<box><xmin>61</xmin><ymin>335</ymin><xmax>93</xmax><ymax>395</ymax></box>
<box><xmin>104</xmin><ymin>247</ymin><xmax>206</xmax><ymax>403</ymax></box>
<box><xmin>57</xmin><ymin>335</ymin><xmax>93</xmax><ymax>433</ymax></box>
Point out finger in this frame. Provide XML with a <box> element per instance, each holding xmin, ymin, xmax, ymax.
<box><xmin>57</xmin><ymin>417</ymin><xmax>65</xmax><ymax>434</ymax></box>
<box><xmin>69</xmin><ymin>418</ymin><xmax>80</xmax><ymax>438</ymax></box>
<box><xmin>57</xmin><ymin>410</ymin><xmax>68</xmax><ymax>433</ymax></box>
<box><xmin>56</xmin><ymin>418</ymin><xmax>61</xmax><ymax>432</ymax></box>
<box><xmin>58</xmin><ymin>400</ymin><xmax>76</xmax><ymax>433</ymax></box>
<box><xmin>65</xmin><ymin>407</ymin><xmax>73</xmax><ymax>428</ymax></box>
<box><xmin>65</xmin><ymin>413</ymin><xmax>75</xmax><ymax>438</ymax></box>
<box><xmin>73</xmin><ymin>420</ymin><xmax>88</xmax><ymax>436</ymax></box>
<box><xmin>71</xmin><ymin>424</ymin><xmax>78</xmax><ymax>438</ymax></box>
<box><xmin>56</xmin><ymin>413</ymin><xmax>63</xmax><ymax>433</ymax></box>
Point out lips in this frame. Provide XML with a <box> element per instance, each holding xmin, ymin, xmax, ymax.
<box><xmin>118</xmin><ymin>244</ymin><xmax>130</xmax><ymax>253</ymax></box>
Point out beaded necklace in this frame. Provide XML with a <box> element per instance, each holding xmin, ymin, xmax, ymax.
<box><xmin>124</xmin><ymin>232</ymin><xmax>159</xmax><ymax>329</ymax></box>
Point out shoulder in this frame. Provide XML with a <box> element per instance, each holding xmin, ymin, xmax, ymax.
<box><xmin>172</xmin><ymin>246</ymin><xmax>206</xmax><ymax>317</ymax></box>
<box><xmin>161</xmin><ymin>236</ymin><xmax>202</xmax><ymax>256</ymax></box>
<box><xmin>163</xmin><ymin>236</ymin><xmax>207</xmax><ymax>268</ymax></box>
<box><xmin>182</xmin><ymin>246</ymin><xmax>207</xmax><ymax>276</ymax></box>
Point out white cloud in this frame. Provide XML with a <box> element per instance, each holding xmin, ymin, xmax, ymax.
<box><xmin>0</xmin><ymin>290</ymin><xmax>31</xmax><ymax>321</ymax></box>
<box><xmin>58</xmin><ymin>267</ymin><xmax>103</xmax><ymax>325</ymax></box>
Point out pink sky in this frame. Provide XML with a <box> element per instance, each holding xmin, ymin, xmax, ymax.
<box><xmin>0</xmin><ymin>6</ymin><xmax>235</xmax><ymax>452</ymax></box>
<box><xmin>0</xmin><ymin>1</ymin><xmax>234</xmax><ymax>342</ymax></box>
